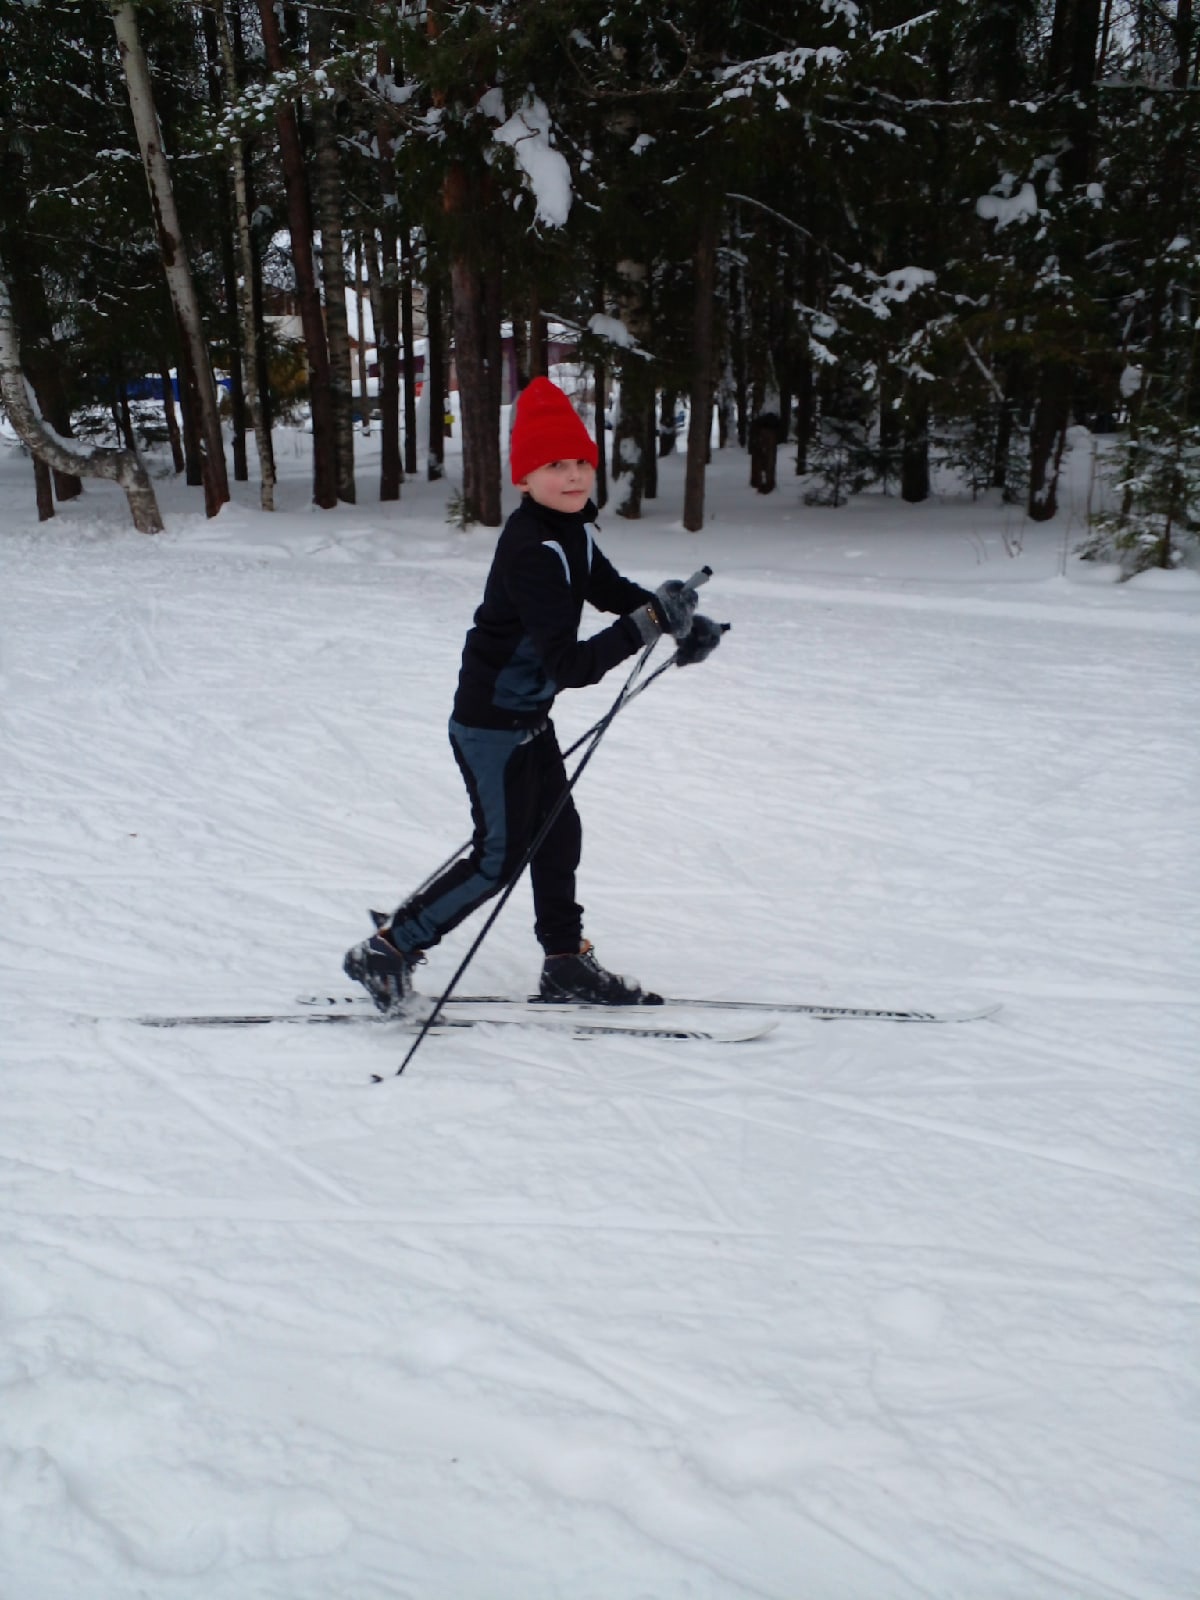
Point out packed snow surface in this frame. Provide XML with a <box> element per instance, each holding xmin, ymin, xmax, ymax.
<box><xmin>2</xmin><ymin>424</ymin><xmax>1197</xmax><ymax>1599</ymax></box>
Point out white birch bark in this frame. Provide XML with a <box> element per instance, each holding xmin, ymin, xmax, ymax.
<box><xmin>109</xmin><ymin>1</ymin><xmax>229</xmax><ymax>512</ymax></box>
<box><xmin>0</xmin><ymin>264</ymin><xmax>164</xmax><ymax>533</ymax></box>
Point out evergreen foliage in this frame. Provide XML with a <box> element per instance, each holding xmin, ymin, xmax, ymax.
<box><xmin>0</xmin><ymin>0</ymin><xmax>1195</xmax><ymax>557</ymax></box>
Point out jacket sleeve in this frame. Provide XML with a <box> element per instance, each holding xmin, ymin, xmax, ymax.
<box><xmin>586</xmin><ymin>541</ymin><xmax>655</xmax><ymax>616</ymax></box>
<box><xmin>506</xmin><ymin>542</ymin><xmax>644</xmax><ymax>691</ymax></box>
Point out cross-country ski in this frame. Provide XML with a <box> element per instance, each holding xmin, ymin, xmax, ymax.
<box><xmin>297</xmin><ymin>992</ymin><xmax>1003</xmax><ymax>1024</ymax></box>
<box><xmin>135</xmin><ymin>1007</ymin><xmax>778</xmax><ymax>1046</ymax></box>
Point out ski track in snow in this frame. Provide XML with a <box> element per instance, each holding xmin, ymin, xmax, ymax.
<box><xmin>2</xmin><ymin>437</ymin><xmax>1198</xmax><ymax>1599</ymax></box>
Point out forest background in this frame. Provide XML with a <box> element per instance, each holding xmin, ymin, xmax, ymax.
<box><xmin>1</xmin><ymin>0</ymin><xmax>1198</xmax><ymax>574</ymax></box>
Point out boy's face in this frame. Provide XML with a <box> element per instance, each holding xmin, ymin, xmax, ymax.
<box><xmin>519</xmin><ymin>458</ymin><xmax>596</xmax><ymax>513</ymax></box>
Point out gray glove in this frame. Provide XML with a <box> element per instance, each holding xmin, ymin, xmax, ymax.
<box><xmin>675</xmin><ymin>613</ymin><xmax>726</xmax><ymax>666</ymax></box>
<box><xmin>629</xmin><ymin>578</ymin><xmax>700</xmax><ymax>645</ymax></box>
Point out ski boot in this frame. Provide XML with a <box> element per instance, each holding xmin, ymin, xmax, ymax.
<box><xmin>539</xmin><ymin>940</ymin><xmax>662</xmax><ymax>1006</ymax></box>
<box><xmin>343</xmin><ymin>927</ymin><xmax>422</xmax><ymax>1016</ymax></box>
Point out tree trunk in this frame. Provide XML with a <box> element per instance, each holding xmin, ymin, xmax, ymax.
<box><xmin>449</xmin><ymin>252</ymin><xmax>501</xmax><ymax>523</ymax></box>
<box><xmin>309</xmin><ymin>5</ymin><xmax>355</xmax><ymax>501</ymax></box>
<box><xmin>33</xmin><ymin>454</ymin><xmax>54</xmax><ymax>521</ymax></box>
<box><xmin>1</xmin><ymin>263</ymin><xmax>163</xmax><ymax>532</ymax></box>
<box><xmin>728</xmin><ymin>260</ymin><xmax>749</xmax><ymax>448</ymax></box>
<box><xmin>159</xmin><ymin>364</ymin><xmax>185</xmax><ymax>473</ymax></box>
<box><xmin>793</xmin><ymin>355</ymin><xmax>814</xmax><ymax>475</ymax></box>
<box><xmin>512</xmin><ymin>312</ymin><xmax>530</xmax><ymax>394</ymax></box>
<box><xmin>243</xmin><ymin>127</ymin><xmax>274</xmax><ymax>446</ymax></box>
<box><xmin>401</xmin><ymin>226</ymin><xmax>418</xmax><ymax>475</ymax></box>
<box><xmin>483</xmin><ymin>255</ymin><xmax>504</xmax><ymax>429</ymax></box>
<box><xmin>110</xmin><ymin>1</ymin><xmax>228</xmax><ymax>515</ymax></box>
<box><xmin>592</xmin><ymin>357</ymin><xmax>608</xmax><ymax>510</ymax></box>
<box><xmin>1031</xmin><ymin>2</ymin><xmax>1099</xmax><ymax>525</ymax></box>
<box><xmin>362</xmin><ymin>231</ymin><xmax>384</xmax><ymax>382</ymax></box>
<box><xmin>426</xmin><ymin>271</ymin><xmax>446</xmax><ymax>481</ymax></box>
<box><xmin>658</xmin><ymin>389</ymin><xmax>677</xmax><ymax>457</ymax></box>
<box><xmin>175</xmin><ymin>339</ymin><xmax>204</xmax><ymax>486</ymax></box>
<box><xmin>1027</xmin><ymin>375</ymin><xmax>1071</xmax><ymax>521</ymax></box>
<box><xmin>222</xmin><ymin>240</ymin><xmax>248</xmax><ymax>484</ymax></box>
<box><xmin>1046</xmin><ymin>0</ymin><xmax>1102</xmax><ymax>187</ymax></box>
<box><xmin>212</xmin><ymin>0</ymin><xmax>275</xmax><ymax>508</ymax></box>
<box><xmin>377</xmin><ymin>223</ymin><xmax>402</xmax><ymax>502</ymax></box>
<box><xmin>900</xmin><ymin>399</ymin><xmax>930</xmax><ymax>503</ymax></box>
<box><xmin>256</xmin><ymin>0</ymin><xmax>337</xmax><ymax>508</ymax></box>
<box><xmin>683</xmin><ymin>214</ymin><xmax>718</xmax><ymax>531</ymax></box>
<box><xmin>117</xmin><ymin>376</ymin><xmax>136</xmax><ymax>453</ymax></box>
<box><xmin>200</xmin><ymin>3</ymin><xmax>247</xmax><ymax>485</ymax></box>
<box><xmin>749</xmin><ymin>414</ymin><xmax>780</xmax><ymax>493</ymax></box>
<box><xmin>445</xmin><ymin>164</ymin><xmax>501</xmax><ymax>526</ymax></box>
<box><xmin>991</xmin><ymin>390</ymin><xmax>1015</xmax><ymax>496</ymax></box>
<box><xmin>612</xmin><ymin>259</ymin><xmax>652</xmax><ymax>520</ymax></box>
<box><xmin>643</xmin><ymin>394</ymin><xmax>658</xmax><ymax>500</ymax></box>
<box><xmin>371</xmin><ymin>53</ymin><xmax>402</xmax><ymax>501</ymax></box>
<box><xmin>612</xmin><ymin>393</ymin><xmax>649</xmax><ymax>518</ymax></box>
<box><xmin>529</xmin><ymin>278</ymin><xmax>548</xmax><ymax>378</ymax></box>
<box><xmin>354</xmin><ymin>235</ymin><xmax>371</xmax><ymax>435</ymax></box>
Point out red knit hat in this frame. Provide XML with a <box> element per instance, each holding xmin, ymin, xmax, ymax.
<box><xmin>510</xmin><ymin>377</ymin><xmax>598</xmax><ymax>485</ymax></box>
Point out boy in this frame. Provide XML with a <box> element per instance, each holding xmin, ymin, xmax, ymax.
<box><xmin>343</xmin><ymin>376</ymin><xmax>723</xmax><ymax>1014</ymax></box>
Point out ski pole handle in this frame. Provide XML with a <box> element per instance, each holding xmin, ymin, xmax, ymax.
<box><xmin>684</xmin><ymin>565</ymin><xmax>712</xmax><ymax>593</ymax></box>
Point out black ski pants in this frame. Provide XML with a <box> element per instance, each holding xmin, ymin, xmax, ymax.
<box><xmin>388</xmin><ymin>718</ymin><xmax>583</xmax><ymax>958</ymax></box>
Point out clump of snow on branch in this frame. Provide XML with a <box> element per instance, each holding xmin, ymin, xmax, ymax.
<box><xmin>977</xmin><ymin>182</ymin><xmax>1039</xmax><ymax>228</ymax></box>
<box><xmin>587</xmin><ymin>314</ymin><xmax>636</xmax><ymax>349</ymax></box>
<box><xmin>882</xmin><ymin>266</ymin><xmax>936</xmax><ymax>301</ymax></box>
<box><xmin>713</xmin><ymin>46</ymin><xmax>847</xmax><ymax>106</ymax></box>
<box><xmin>830</xmin><ymin>265</ymin><xmax>936</xmax><ymax>321</ymax></box>
<box><xmin>482</xmin><ymin>90</ymin><xmax>573</xmax><ymax>228</ymax></box>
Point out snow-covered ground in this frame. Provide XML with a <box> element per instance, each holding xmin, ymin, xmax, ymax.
<box><xmin>2</xmin><ymin>421</ymin><xmax>1197</xmax><ymax>1599</ymax></box>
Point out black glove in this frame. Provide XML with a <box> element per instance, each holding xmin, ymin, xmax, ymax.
<box><xmin>675</xmin><ymin>613</ymin><xmax>725</xmax><ymax>667</ymax></box>
<box><xmin>630</xmin><ymin>578</ymin><xmax>700</xmax><ymax>645</ymax></box>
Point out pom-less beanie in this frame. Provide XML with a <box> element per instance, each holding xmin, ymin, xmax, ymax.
<box><xmin>509</xmin><ymin>377</ymin><xmax>599</xmax><ymax>485</ymax></box>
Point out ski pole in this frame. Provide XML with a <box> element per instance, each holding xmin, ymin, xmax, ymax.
<box><xmin>380</xmin><ymin>568</ymin><xmax>713</xmax><ymax>1080</ymax></box>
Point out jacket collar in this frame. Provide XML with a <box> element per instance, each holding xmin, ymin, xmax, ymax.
<box><xmin>521</xmin><ymin>496</ymin><xmax>599</xmax><ymax>534</ymax></box>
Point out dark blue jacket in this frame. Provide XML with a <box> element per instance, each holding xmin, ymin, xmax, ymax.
<box><xmin>452</xmin><ymin>497</ymin><xmax>653</xmax><ymax>731</ymax></box>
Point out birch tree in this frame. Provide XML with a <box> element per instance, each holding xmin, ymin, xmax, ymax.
<box><xmin>109</xmin><ymin>1</ymin><xmax>229</xmax><ymax>517</ymax></box>
<box><xmin>1</xmin><ymin>259</ymin><xmax>163</xmax><ymax>534</ymax></box>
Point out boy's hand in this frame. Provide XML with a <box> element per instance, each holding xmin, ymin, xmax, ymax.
<box><xmin>675</xmin><ymin>615</ymin><xmax>727</xmax><ymax>667</ymax></box>
<box><xmin>647</xmin><ymin>578</ymin><xmax>700</xmax><ymax>639</ymax></box>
